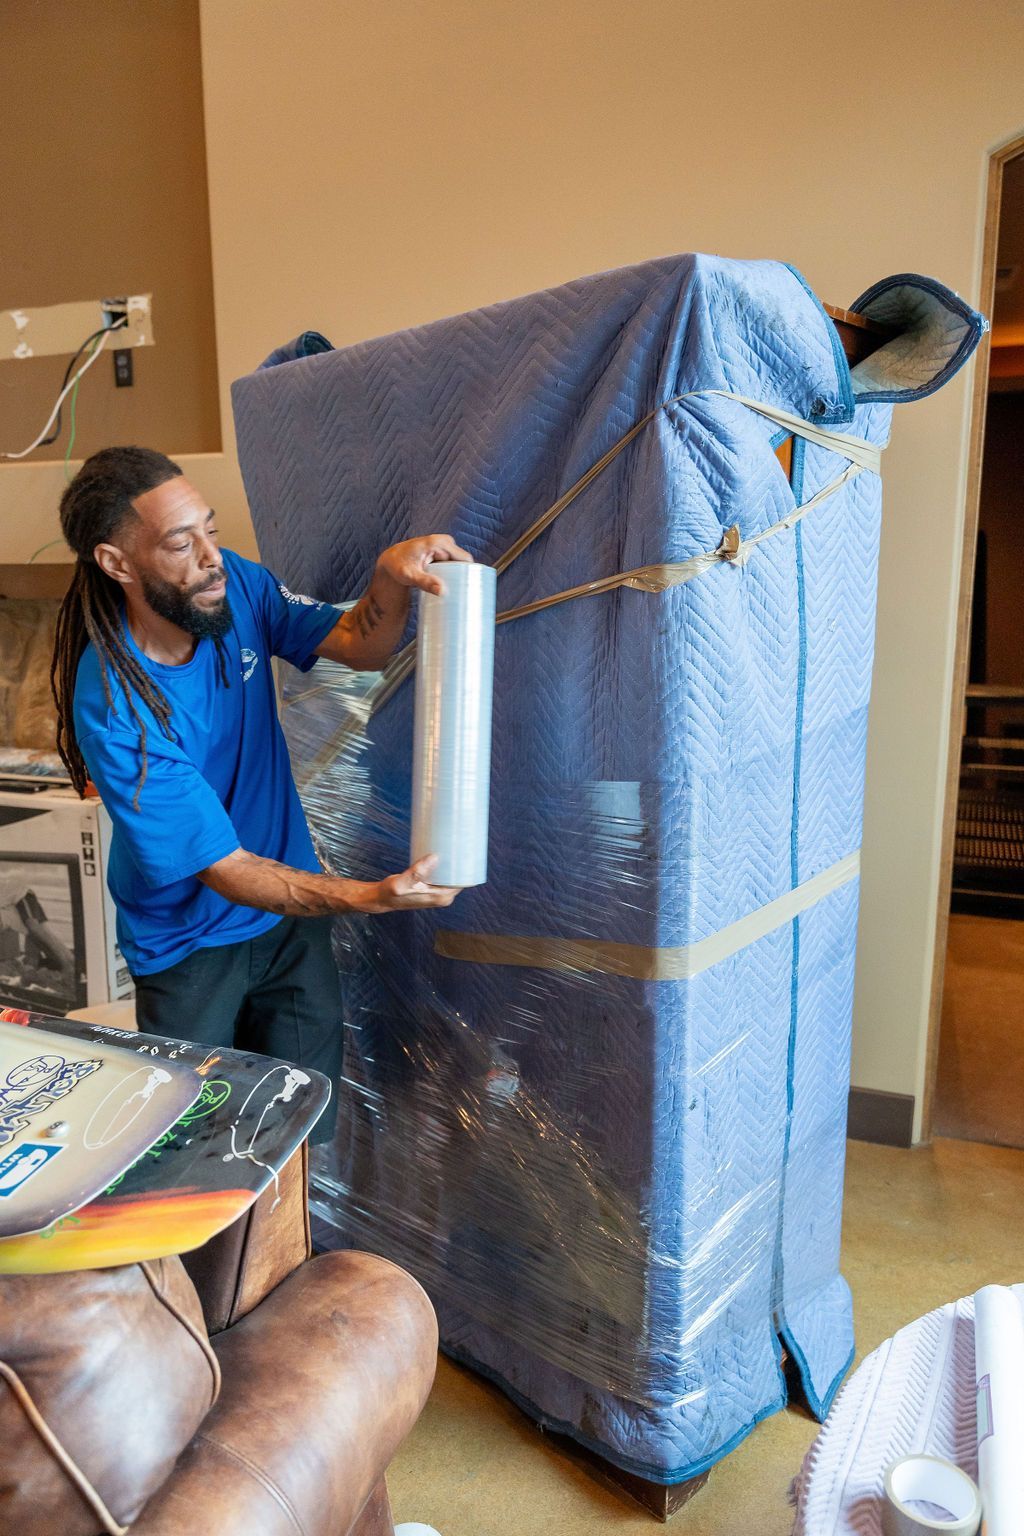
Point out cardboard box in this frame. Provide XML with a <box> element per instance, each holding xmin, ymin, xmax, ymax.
<box><xmin>0</xmin><ymin>787</ymin><xmax>132</xmax><ymax>1016</ymax></box>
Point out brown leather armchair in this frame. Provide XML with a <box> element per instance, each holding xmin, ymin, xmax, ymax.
<box><xmin>0</xmin><ymin>1144</ymin><xmax>438</xmax><ymax>1536</ymax></box>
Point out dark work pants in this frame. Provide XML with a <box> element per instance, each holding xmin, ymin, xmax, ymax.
<box><xmin>132</xmin><ymin>914</ymin><xmax>342</xmax><ymax>1143</ymax></box>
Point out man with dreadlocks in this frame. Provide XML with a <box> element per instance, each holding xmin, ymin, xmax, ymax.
<box><xmin>52</xmin><ymin>446</ymin><xmax>466</xmax><ymax>1119</ymax></box>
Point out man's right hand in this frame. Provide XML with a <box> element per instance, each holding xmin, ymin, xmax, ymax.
<box><xmin>356</xmin><ymin>855</ymin><xmax>462</xmax><ymax>913</ymax></box>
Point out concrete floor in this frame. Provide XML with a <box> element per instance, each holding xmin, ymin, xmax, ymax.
<box><xmin>935</xmin><ymin>913</ymin><xmax>1024</xmax><ymax>1147</ymax></box>
<box><xmin>389</xmin><ymin>1136</ymin><xmax>1024</xmax><ymax>1535</ymax></box>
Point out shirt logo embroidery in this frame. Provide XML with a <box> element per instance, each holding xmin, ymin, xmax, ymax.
<box><xmin>278</xmin><ymin>582</ymin><xmax>322</xmax><ymax>609</ymax></box>
<box><xmin>241</xmin><ymin>647</ymin><xmax>259</xmax><ymax>682</ymax></box>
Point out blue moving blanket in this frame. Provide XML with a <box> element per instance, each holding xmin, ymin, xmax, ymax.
<box><xmin>231</xmin><ymin>256</ymin><xmax>984</xmax><ymax>1482</ymax></box>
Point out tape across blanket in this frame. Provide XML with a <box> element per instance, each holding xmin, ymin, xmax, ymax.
<box><xmin>297</xmin><ymin>391</ymin><xmax>878</xmax><ymax>981</ymax></box>
<box><xmin>294</xmin><ymin>389</ymin><xmax>884</xmax><ymax>791</ymax></box>
<box><xmin>435</xmin><ymin>851</ymin><xmax>861</xmax><ymax>979</ymax></box>
<box><xmin>423</xmin><ymin>396</ymin><xmax>876</xmax><ymax>973</ymax></box>
<box><xmin>496</xmin><ymin>458</ymin><xmax>866</xmax><ymax>623</ymax></box>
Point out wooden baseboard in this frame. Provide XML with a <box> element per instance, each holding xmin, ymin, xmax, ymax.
<box><xmin>847</xmin><ymin>1087</ymin><xmax>915</xmax><ymax>1148</ymax></box>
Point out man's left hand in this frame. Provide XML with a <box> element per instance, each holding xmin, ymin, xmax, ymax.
<box><xmin>375</xmin><ymin>534</ymin><xmax>474</xmax><ymax>597</ymax></box>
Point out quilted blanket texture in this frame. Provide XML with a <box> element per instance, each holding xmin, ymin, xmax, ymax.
<box><xmin>231</xmin><ymin>255</ymin><xmax>984</xmax><ymax>1482</ymax></box>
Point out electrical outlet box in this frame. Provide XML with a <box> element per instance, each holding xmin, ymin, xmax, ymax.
<box><xmin>113</xmin><ymin>349</ymin><xmax>133</xmax><ymax>388</ymax></box>
<box><xmin>1</xmin><ymin>296</ymin><xmax>154</xmax><ymax>362</ymax></box>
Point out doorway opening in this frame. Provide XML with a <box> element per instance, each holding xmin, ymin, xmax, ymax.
<box><xmin>931</xmin><ymin>139</ymin><xmax>1024</xmax><ymax>1147</ymax></box>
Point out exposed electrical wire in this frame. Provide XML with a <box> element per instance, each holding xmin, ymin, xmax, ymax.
<box><xmin>63</xmin><ymin>331</ymin><xmax>102</xmax><ymax>480</ymax></box>
<box><xmin>64</xmin><ymin>373</ymin><xmax>83</xmax><ymax>478</ymax></box>
<box><xmin>1</xmin><ymin>319</ymin><xmax>127</xmax><ymax>461</ymax></box>
<box><xmin>36</xmin><ymin>324</ymin><xmax>118</xmax><ymax>450</ymax></box>
<box><xmin>27</xmin><ymin>537</ymin><xmax>65</xmax><ymax>564</ymax></box>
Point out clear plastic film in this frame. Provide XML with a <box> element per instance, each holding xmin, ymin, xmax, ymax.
<box><xmin>280</xmin><ymin>653</ymin><xmax>855</xmax><ymax>1414</ymax></box>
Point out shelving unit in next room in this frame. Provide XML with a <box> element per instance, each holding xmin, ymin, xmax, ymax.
<box><xmin>953</xmin><ymin>685</ymin><xmax>1024</xmax><ymax>919</ymax></box>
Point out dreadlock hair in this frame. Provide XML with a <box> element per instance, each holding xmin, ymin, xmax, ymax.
<box><xmin>52</xmin><ymin>446</ymin><xmax>183</xmax><ymax>808</ymax></box>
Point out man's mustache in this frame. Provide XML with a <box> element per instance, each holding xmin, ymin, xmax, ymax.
<box><xmin>192</xmin><ymin>570</ymin><xmax>227</xmax><ymax>595</ymax></box>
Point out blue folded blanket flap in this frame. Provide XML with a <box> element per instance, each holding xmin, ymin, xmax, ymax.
<box><xmin>232</xmin><ymin>255</ymin><xmax>985</xmax><ymax>1484</ymax></box>
<box><xmin>258</xmin><ymin>328</ymin><xmax>334</xmax><ymax>369</ymax></box>
<box><xmin>849</xmin><ymin>272</ymin><xmax>988</xmax><ymax>403</ymax></box>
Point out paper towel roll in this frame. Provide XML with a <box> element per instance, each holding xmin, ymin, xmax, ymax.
<box><xmin>974</xmin><ymin>1283</ymin><xmax>1024</xmax><ymax>1536</ymax></box>
<box><xmin>411</xmin><ymin>561</ymin><xmax>496</xmax><ymax>887</ymax></box>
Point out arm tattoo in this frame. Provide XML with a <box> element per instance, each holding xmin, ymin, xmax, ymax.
<box><xmin>199</xmin><ymin>850</ymin><xmax>357</xmax><ymax>916</ymax></box>
<box><xmin>354</xmin><ymin>592</ymin><xmax>387</xmax><ymax>641</ymax></box>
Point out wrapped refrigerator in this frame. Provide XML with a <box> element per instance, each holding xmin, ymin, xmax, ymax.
<box><xmin>231</xmin><ymin>254</ymin><xmax>984</xmax><ymax>1483</ymax></box>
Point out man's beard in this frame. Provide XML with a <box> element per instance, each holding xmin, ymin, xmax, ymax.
<box><xmin>140</xmin><ymin>571</ymin><xmax>233</xmax><ymax>641</ymax></box>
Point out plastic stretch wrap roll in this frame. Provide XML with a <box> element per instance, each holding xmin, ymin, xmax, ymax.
<box><xmin>973</xmin><ymin>1283</ymin><xmax>1024</xmax><ymax>1535</ymax></box>
<box><xmin>410</xmin><ymin>562</ymin><xmax>496</xmax><ymax>888</ymax></box>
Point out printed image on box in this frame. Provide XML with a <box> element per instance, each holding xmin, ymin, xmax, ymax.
<box><xmin>0</xmin><ymin>791</ymin><xmax>133</xmax><ymax>1015</ymax></box>
<box><xmin>0</xmin><ymin>858</ymin><xmax>85</xmax><ymax>1016</ymax></box>
<box><xmin>0</xmin><ymin>1140</ymin><xmax>63</xmax><ymax>1196</ymax></box>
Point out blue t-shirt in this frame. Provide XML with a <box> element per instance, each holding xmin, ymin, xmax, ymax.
<box><xmin>74</xmin><ymin>549</ymin><xmax>339</xmax><ymax>976</ymax></box>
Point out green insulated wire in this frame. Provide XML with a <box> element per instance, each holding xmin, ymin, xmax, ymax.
<box><xmin>64</xmin><ymin>332</ymin><xmax>102</xmax><ymax>481</ymax></box>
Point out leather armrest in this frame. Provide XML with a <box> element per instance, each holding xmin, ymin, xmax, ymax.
<box><xmin>0</xmin><ymin>1259</ymin><xmax>218</xmax><ymax>1536</ymax></box>
<box><xmin>131</xmin><ymin>1252</ymin><xmax>438</xmax><ymax>1536</ymax></box>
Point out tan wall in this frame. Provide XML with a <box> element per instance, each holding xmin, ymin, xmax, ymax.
<box><xmin>2</xmin><ymin>0</ymin><xmax>1022</xmax><ymax>1134</ymax></box>
<box><xmin>0</xmin><ymin>0</ymin><xmax>219</xmax><ymax>470</ymax></box>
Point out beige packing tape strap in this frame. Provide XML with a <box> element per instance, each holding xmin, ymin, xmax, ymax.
<box><xmin>293</xmin><ymin>389</ymin><xmax>883</xmax><ymax>789</ymax></box>
<box><xmin>434</xmin><ymin>851</ymin><xmax>861</xmax><ymax>980</ymax></box>
<box><xmin>711</xmin><ymin>392</ymin><xmax>883</xmax><ymax>473</ymax></box>
<box><xmin>495</xmin><ymin>459</ymin><xmax>865</xmax><ymax>625</ymax></box>
<box><xmin>493</xmin><ymin>390</ymin><xmax>880</xmax><ymax>577</ymax></box>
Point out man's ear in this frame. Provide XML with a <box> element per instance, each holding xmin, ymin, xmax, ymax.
<box><xmin>93</xmin><ymin>543</ymin><xmax>134</xmax><ymax>587</ymax></box>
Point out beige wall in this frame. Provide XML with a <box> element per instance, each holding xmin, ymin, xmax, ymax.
<box><xmin>2</xmin><ymin>0</ymin><xmax>1022</xmax><ymax>1135</ymax></box>
<box><xmin>0</xmin><ymin>0</ymin><xmax>220</xmax><ymax>468</ymax></box>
